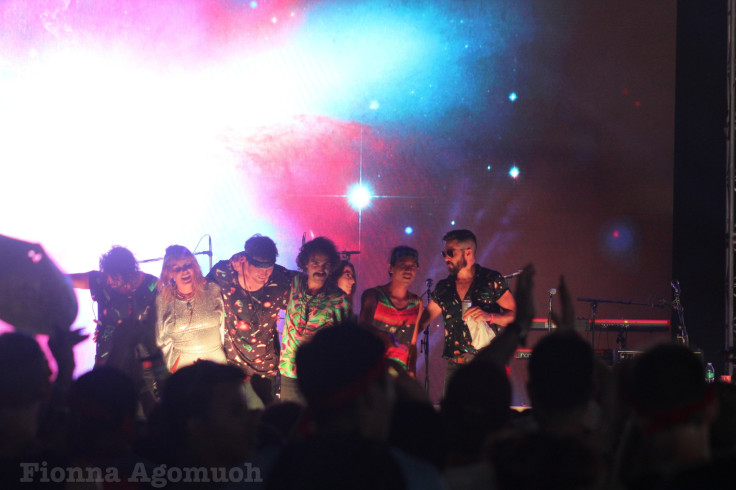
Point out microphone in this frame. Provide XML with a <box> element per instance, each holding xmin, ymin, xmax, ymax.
<box><xmin>549</xmin><ymin>288</ymin><xmax>557</xmax><ymax>296</ymax></box>
<box><xmin>503</xmin><ymin>269</ymin><xmax>523</xmax><ymax>279</ymax></box>
<box><xmin>208</xmin><ymin>235</ymin><xmax>213</xmax><ymax>270</ymax></box>
<box><xmin>671</xmin><ymin>280</ymin><xmax>680</xmax><ymax>295</ymax></box>
<box><xmin>425</xmin><ymin>278</ymin><xmax>434</xmax><ymax>289</ymax></box>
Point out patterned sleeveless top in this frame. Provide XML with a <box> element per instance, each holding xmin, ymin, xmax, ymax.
<box><xmin>367</xmin><ymin>287</ymin><xmax>421</xmax><ymax>349</ymax></box>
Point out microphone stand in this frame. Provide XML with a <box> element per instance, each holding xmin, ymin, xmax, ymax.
<box><xmin>672</xmin><ymin>280</ymin><xmax>689</xmax><ymax>346</ymax></box>
<box><xmin>547</xmin><ymin>288</ymin><xmax>556</xmax><ymax>333</ymax></box>
<box><xmin>207</xmin><ymin>235</ymin><xmax>213</xmax><ymax>271</ymax></box>
<box><xmin>139</xmin><ymin>250</ymin><xmax>212</xmax><ymax>265</ymax></box>
<box><xmin>339</xmin><ymin>250</ymin><xmax>361</xmax><ymax>261</ymax></box>
<box><xmin>421</xmin><ymin>278</ymin><xmax>433</xmax><ymax>395</ymax></box>
<box><xmin>589</xmin><ymin>301</ymin><xmax>599</xmax><ymax>353</ymax></box>
<box><xmin>139</xmin><ymin>234</ymin><xmax>213</xmax><ymax>271</ymax></box>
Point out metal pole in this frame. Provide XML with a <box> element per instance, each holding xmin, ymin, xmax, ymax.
<box><xmin>726</xmin><ymin>0</ymin><xmax>735</xmax><ymax>377</ymax></box>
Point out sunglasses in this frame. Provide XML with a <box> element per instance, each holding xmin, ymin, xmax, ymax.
<box><xmin>441</xmin><ymin>248</ymin><xmax>467</xmax><ymax>258</ymax></box>
<box><xmin>171</xmin><ymin>263</ymin><xmax>195</xmax><ymax>274</ymax></box>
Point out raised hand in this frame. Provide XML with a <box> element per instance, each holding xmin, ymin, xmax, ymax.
<box><xmin>48</xmin><ymin>326</ymin><xmax>88</xmax><ymax>386</ymax></box>
<box><xmin>551</xmin><ymin>275</ymin><xmax>575</xmax><ymax>333</ymax></box>
<box><xmin>513</xmin><ymin>263</ymin><xmax>535</xmax><ymax>335</ymax></box>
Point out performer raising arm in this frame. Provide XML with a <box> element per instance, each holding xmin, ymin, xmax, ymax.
<box><xmin>69</xmin><ymin>245</ymin><xmax>158</xmax><ymax>368</ymax></box>
<box><xmin>206</xmin><ymin>234</ymin><xmax>295</xmax><ymax>405</ymax></box>
<box><xmin>69</xmin><ymin>245</ymin><xmax>160</xmax><ymax>413</ymax></box>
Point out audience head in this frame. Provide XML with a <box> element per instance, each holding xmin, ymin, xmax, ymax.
<box><xmin>710</xmin><ymin>380</ymin><xmax>736</xmax><ymax>458</ymax></box>
<box><xmin>66</xmin><ymin>367</ymin><xmax>137</xmax><ymax>457</ymax></box>
<box><xmin>296</xmin><ymin>321</ymin><xmax>394</xmax><ymax>440</ymax></box>
<box><xmin>99</xmin><ymin>246</ymin><xmax>139</xmax><ymax>291</ymax></box>
<box><xmin>157</xmin><ymin>361</ymin><xmax>253</xmax><ymax>467</ymax></box>
<box><xmin>489</xmin><ymin>432</ymin><xmax>603</xmax><ymax>490</ymax></box>
<box><xmin>0</xmin><ymin>332</ymin><xmax>50</xmax><ymax>410</ymax></box>
<box><xmin>255</xmin><ymin>401</ymin><xmax>305</xmax><ymax>451</ymax></box>
<box><xmin>528</xmin><ymin>332</ymin><xmax>596</xmax><ymax>427</ymax></box>
<box><xmin>626</xmin><ymin>343</ymin><xmax>715</xmax><ymax>434</ymax></box>
<box><xmin>441</xmin><ymin>361</ymin><xmax>512</xmax><ymax>458</ymax></box>
<box><xmin>0</xmin><ymin>332</ymin><xmax>51</xmax><ymax>452</ymax></box>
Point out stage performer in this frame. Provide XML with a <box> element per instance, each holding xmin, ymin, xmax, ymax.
<box><xmin>155</xmin><ymin>245</ymin><xmax>226</xmax><ymax>372</ymax></box>
<box><xmin>418</xmin><ymin>229</ymin><xmax>516</xmax><ymax>390</ymax></box>
<box><xmin>70</xmin><ymin>246</ymin><xmax>161</xmax><ymax>414</ymax></box>
<box><xmin>360</xmin><ymin>245</ymin><xmax>423</xmax><ymax>374</ymax></box>
<box><xmin>328</xmin><ymin>259</ymin><xmax>356</xmax><ymax>317</ymax></box>
<box><xmin>69</xmin><ymin>245</ymin><xmax>158</xmax><ymax>367</ymax></box>
<box><xmin>279</xmin><ymin>237</ymin><xmax>350</xmax><ymax>403</ymax></box>
<box><xmin>206</xmin><ymin>234</ymin><xmax>295</xmax><ymax>405</ymax></box>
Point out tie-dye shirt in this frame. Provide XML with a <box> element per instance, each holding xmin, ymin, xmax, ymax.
<box><xmin>207</xmin><ymin>261</ymin><xmax>296</xmax><ymax>376</ymax></box>
<box><xmin>279</xmin><ymin>274</ymin><xmax>350</xmax><ymax>379</ymax></box>
<box><xmin>431</xmin><ymin>265</ymin><xmax>509</xmax><ymax>360</ymax></box>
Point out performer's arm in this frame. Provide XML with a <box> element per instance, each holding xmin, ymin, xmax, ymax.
<box><xmin>68</xmin><ymin>272</ymin><xmax>92</xmax><ymax>289</ymax></box>
<box><xmin>154</xmin><ymin>296</ymin><xmax>172</xmax><ymax>365</ymax></box>
<box><xmin>407</xmin><ymin>299</ymin><xmax>424</xmax><ymax>375</ymax></box>
<box><xmin>474</xmin><ymin>264</ymin><xmax>534</xmax><ymax>367</ymax></box>
<box><xmin>217</xmin><ymin>289</ymin><xmax>227</xmax><ymax>346</ymax></box>
<box><xmin>418</xmin><ymin>300</ymin><xmax>442</xmax><ymax>331</ymax></box>
<box><xmin>463</xmin><ymin>290</ymin><xmax>517</xmax><ymax>326</ymax></box>
<box><xmin>494</xmin><ymin>290</ymin><xmax>517</xmax><ymax>326</ymax></box>
<box><xmin>359</xmin><ymin>288</ymin><xmax>379</xmax><ymax>325</ymax></box>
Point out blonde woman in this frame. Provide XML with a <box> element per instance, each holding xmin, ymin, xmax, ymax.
<box><xmin>156</xmin><ymin>245</ymin><xmax>226</xmax><ymax>372</ymax></box>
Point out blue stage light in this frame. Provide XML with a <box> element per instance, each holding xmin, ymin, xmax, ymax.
<box><xmin>405</xmin><ymin>226</ymin><xmax>413</xmax><ymax>235</ymax></box>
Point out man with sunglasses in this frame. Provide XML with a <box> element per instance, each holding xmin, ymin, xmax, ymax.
<box><xmin>206</xmin><ymin>234</ymin><xmax>296</xmax><ymax>405</ymax></box>
<box><xmin>419</xmin><ymin>229</ymin><xmax>516</xmax><ymax>390</ymax></box>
